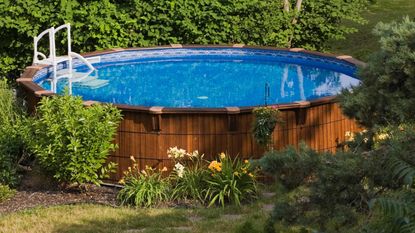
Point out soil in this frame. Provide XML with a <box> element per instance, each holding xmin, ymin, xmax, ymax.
<box><xmin>0</xmin><ymin>168</ymin><xmax>119</xmax><ymax>214</ymax></box>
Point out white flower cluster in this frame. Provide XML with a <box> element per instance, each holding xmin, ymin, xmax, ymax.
<box><xmin>167</xmin><ymin>146</ymin><xmax>187</xmax><ymax>159</ymax></box>
<box><xmin>174</xmin><ymin>162</ymin><xmax>185</xmax><ymax>178</ymax></box>
<box><xmin>187</xmin><ymin>150</ymin><xmax>199</xmax><ymax>158</ymax></box>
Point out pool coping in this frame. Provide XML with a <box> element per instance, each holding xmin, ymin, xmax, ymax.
<box><xmin>17</xmin><ymin>44</ymin><xmax>366</xmax><ymax>115</ymax></box>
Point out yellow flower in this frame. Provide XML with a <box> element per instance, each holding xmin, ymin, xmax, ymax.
<box><xmin>233</xmin><ymin>171</ymin><xmax>239</xmax><ymax>176</ymax></box>
<box><xmin>377</xmin><ymin>133</ymin><xmax>389</xmax><ymax>140</ymax></box>
<box><xmin>161</xmin><ymin>166</ymin><xmax>168</xmax><ymax>172</ymax></box>
<box><xmin>119</xmin><ymin>178</ymin><xmax>125</xmax><ymax>185</ymax></box>
<box><xmin>244</xmin><ymin>160</ymin><xmax>249</xmax><ymax>164</ymax></box>
<box><xmin>248</xmin><ymin>173</ymin><xmax>254</xmax><ymax>178</ymax></box>
<box><xmin>208</xmin><ymin>161</ymin><xmax>222</xmax><ymax>172</ymax></box>
<box><xmin>220</xmin><ymin>152</ymin><xmax>226</xmax><ymax>160</ymax></box>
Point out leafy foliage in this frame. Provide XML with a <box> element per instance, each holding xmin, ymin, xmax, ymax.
<box><xmin>252</xmin><ymin>107</ymin><xmax>283</xmax><ymax>148</ymax></box>
<box><xmin>339</xmin><ymin>17</ymin><xmax>415</xmax><ymax>128</ymax></box>
<box><xmin>0</xmin><ymin>79</ymin><xmax>28</xmax><ymax>187</ymax></box>
<box><xmin>117</xmin><ymin>161</ymin><xmax>170</xmax><ymax>208</ymax></box>
<box><xmin>310</xmin><ymin>152</ymin><xmax>367</xmax><ymax>211</ymax></box>
<box><xmin>259</xmin><ymin>143</ymin><xmax>320</xmax><ymax>189</ymax></box>
<box><xmin>0</xmin><ymin>0</ymin><xmax>368</xmax><ymax>79</ymax></box>
<box><xmin>0</xmin><ymin>184</ymin><xmax>16</xmax><ymax>203</ymax></box>
<box><xmin>29</xmin><ymin>94</ymin><xmax>122</xmax><ymax>186</ymax></box>
<box><xmin>205</xmin><ymin>153</ymin><xmax>258</xmax><ymax>207</ymax></box>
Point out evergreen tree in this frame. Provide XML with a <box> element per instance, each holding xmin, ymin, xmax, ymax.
<box><xmin>340</xmin><ymin>17</ymin><xmax>415</xmax><ymax>128</ymax></box>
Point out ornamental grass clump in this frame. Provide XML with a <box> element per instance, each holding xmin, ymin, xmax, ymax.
<box><xmin>117</xmin><ymin>157</ymin><xmax>170</xmax><ymax>208</ymax></box>
<box><xmin>205</xmin><ymin>153</ymin><xmax>258</xmax><ymax>207</ymax></box>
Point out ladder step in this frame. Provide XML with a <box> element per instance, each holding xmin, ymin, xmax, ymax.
<box><xmin>56</xmin><ymin>71</ymin><xmax>95</xmax><ymax>81</ymax></box>
<box><xmin>74</xmin><ymin>79</ymin><xmax>109</xmax><ymax>89</ymax></box>
<box><xmin>36</xmin><ymin>56</ymin><xmax>69</xmax><ymax>65</ymax></box>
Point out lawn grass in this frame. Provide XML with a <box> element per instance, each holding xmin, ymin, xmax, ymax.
<box><xmin>0</xmin><ymin>186</ymin><xmax>274</xmax><ymax>233</ymax></box>
<box><xmin>328</xmin><ymin>0</ymin><xmax>415</xmax><ymax>61</ymax></box>
<box><xmin>0</xmin><ymin>203</ymin><xmax>269</xmax><ymax>233</ymax></box>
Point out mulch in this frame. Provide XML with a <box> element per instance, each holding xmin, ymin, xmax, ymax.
<box><xmin>0</xmin><ymin>168</ymin><xmax>120</xmax><ymax>214</ymax></box>
<box><xmin>0</xmin><ymin>185</ymin><xmax>119</xmax><ymax>214</ymax></box>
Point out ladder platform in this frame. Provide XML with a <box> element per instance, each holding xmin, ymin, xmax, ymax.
<box><xmin>56</xmin><ymin>70</ymin><xmax>95</xmax><ymax>81</ymax></box>
<box><xmin>36</xmin><ymin>56</ymin><xmax>70</xmax><ymax>65</ymax></box>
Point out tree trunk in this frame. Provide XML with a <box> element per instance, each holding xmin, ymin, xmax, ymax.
<box><xmin>283</xmin><ymin>0</ymin><xmax>290</xmax><ymax>12</ymax></box>
<box><xmin>287</xmin><ymin>0</ymin><xmax>303</xmax><ymax>48</ymax></box>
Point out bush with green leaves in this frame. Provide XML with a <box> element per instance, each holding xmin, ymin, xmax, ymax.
<box><xmin>0</xmin><ymin>184</ymin><xmax>16</xmax><ymax>203</ymax></box>
<box><xmin>29</xmin><ymin>94</ymin><xmax>122</xmax><ymax>186</ymax></box>
<box><xmin>310</xmin><ymin>151</ymin><xmax>367</xmax><ymax>211</ymax></box>
<box><xmin>259</xmin><ymin>143</ymin><xmax>321</xmax><ymax>189</ymax></box>
<box><xmin>252</xmin><ymin>106</ymin><xmax>283</xmax><ymax>148</ymax></box>
<box><xmin>117</xmin><ymin>161</ymin><xmax>170</xmax><ymax>208</ymax></box>
<box><xmin>340</xmin><ymin>17</ymin><xmax>415</xmax><ymax>128</ymax></box>
<box><xmin>0</xmin><ymin>0</ymin><xmax>369</xmax><ymax>79</ymax></box>
<box><xmin>205</xmin><ymin>153</ymin><xmax>258</xmax><ymax>207</ymax></box>
<box><xmin>0</xmin><ymin>79</ymin><xmax>28</xmax><ymax>187</ymax></box>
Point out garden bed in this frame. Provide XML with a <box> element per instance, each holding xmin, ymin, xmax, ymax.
<box><xmin>0</xmin><ymin>184</ymin><xmax>118</xmax><ymax>214</ymax></box>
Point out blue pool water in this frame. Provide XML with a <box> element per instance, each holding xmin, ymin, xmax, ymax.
<box><xmin>36</xmin><ymin>48</ymin><xmax>360</xmax><ymax>108</ymax></box>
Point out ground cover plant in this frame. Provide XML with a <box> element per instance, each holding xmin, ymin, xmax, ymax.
<box><xmin>28</xmin><ymin>94</ymin><xmax>122</xmax><ymax>186</ymax></box>
<box><xmin>0</xmin><ymin>0</ymin><xmax>369</xmax><ymax>80</ymax></box>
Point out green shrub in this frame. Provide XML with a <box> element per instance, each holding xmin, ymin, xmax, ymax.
<box><xmin>168</xmin><ymin>148</ymin><xmax>209</xmax><ymax>204</ymax></box>
<box><xmin>252</xmin><ymin>106</ymin><xmax>283</xmax><ymax>148</ymax></box>
<box><xmin>259</xmin><ymin>143</ymin><xmax>321</xmax><ymax>189</ymax></box>
<box><xmin>0</xmin><ymin>79</ymin><xmax>27</xmax><ymax>187</ymax></box>
<box><xmin>29</xmin><ymin>94</ymin><xmax>122</xmax><ymax>186</ymax></box>
<box><xmin>205</xmin><ymin>153</ymin><xmax>258</xmax><ymax>207</ymax></box>
<box><xmin>0</xmin><ymin>0</ymin><xmax>368</xmax><ymax>79</ymax></box>
<box><xmin>118</xmin><ymin>160</ymin><xmax>170</xmax><ymax>208</ymax></box>
<box><xmin>0</xmin><ymin>184</ymin><xmax>16</xmax><ymax>202</ymax></box>
<box><xmin>339</xmin><ymin>17</ymin><xmax>415</xmax><ymax>128</ymax></box>
<box><xmin>311</xmin><ymin>151</ymin><xmax>367</xmax><ymax>211</ymax></box>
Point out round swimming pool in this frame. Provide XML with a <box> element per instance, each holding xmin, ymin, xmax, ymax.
<box><xmin>19</xmin><ymin>45</ymin><xmax>363</xmax><ymax>181</ymax></box>
<box><xmin>33</xmin><ymin>47</ymin><xmax>359</xmax><ymax>108</ymax></box>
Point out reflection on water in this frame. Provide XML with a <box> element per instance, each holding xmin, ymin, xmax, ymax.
<box><xmin>39</xmin><ymin>59</ymin><xmax>360</xmax><ymax>108</ymax></box>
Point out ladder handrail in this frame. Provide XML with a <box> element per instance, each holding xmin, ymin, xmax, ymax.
<box><xmin>33</xmin><ymin>23</ymin><xmax>97</xmax><ymax>94</ymax></box>
<box><xmin>69</xmin><ymin>52</ymin><xmax>95</xmax><ymax>71</ymax></box>
<box><xmin>52</xmin><ymin>23</ymin><xmax>71</xmax><ymax>58</ymax></box>
<box><xmin>33</xmin><ymin>27</ymin><xmax>53</xmax><ymax>64</ymax></box>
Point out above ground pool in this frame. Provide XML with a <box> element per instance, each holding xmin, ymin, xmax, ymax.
<box><xmin>19</xmin><ymin>45</ymin><xmax>363</xmax><ymax>181</ymax></box>
<box><xmin>33</xmin><ymin>47</ymin><xmax>360</xmax><ymax>108</ymax></box>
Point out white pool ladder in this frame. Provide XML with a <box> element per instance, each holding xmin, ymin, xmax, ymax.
<box><xmin>33</xmin><ymin>23</ymin><xmax>98</xmax><ymax>93</ymax></box>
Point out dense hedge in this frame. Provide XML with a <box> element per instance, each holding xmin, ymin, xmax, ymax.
<box><xmin>0</xmin><ymin>0</ymin><xmax>368</xmax><ymax>79</ymax></box>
